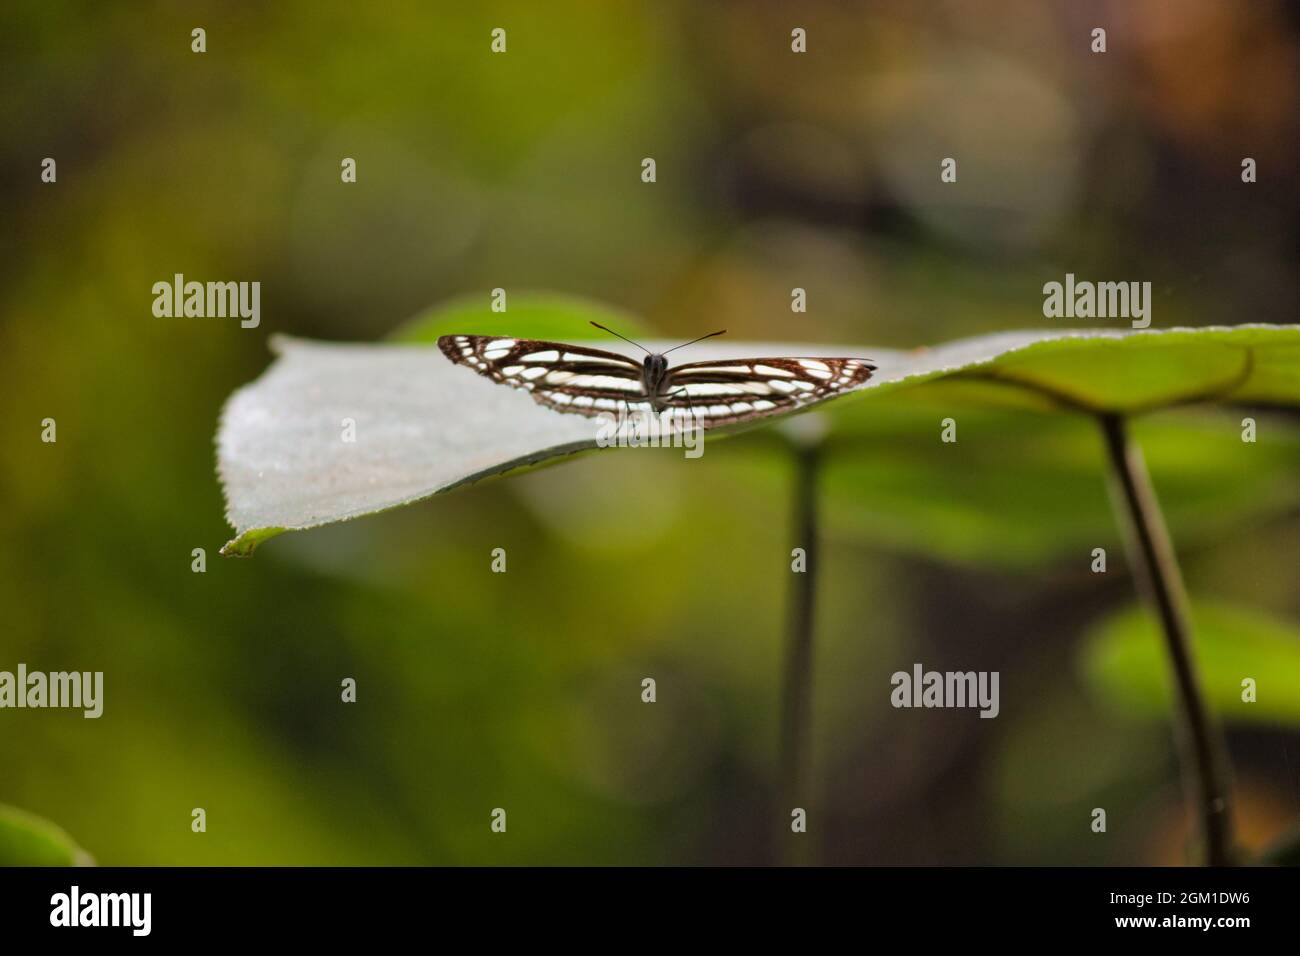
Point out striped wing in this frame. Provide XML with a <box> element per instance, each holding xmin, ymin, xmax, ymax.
<box><xmin>439</xmin><ymin>335</ymin><xmax>875</xmax><ymax>428</ymax></box>
<box><xmin>662</xmin><ymin>357</ymin><xmax>875</xmax><ymax>427</ymax></box>
<box><xmin>438</xmin><ymin>334</ymin><xmax>647</xmax><ymax>415</ymax></box>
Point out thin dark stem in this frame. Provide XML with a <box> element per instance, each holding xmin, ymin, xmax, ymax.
<box><xmin>1098</xmin><ymin>413</ymin><xmax>1236</xmax><ymax>866</ymax></box>
<box><xmin>780</xmin><ymin>436</ymin><xmax>819</xmax><ymax>865</ymax></box>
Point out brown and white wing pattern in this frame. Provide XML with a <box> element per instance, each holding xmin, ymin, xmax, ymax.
<box><xmin>661</xmin><ymin>357</ymin><xmax>875</xmax><ymax>427</ymax></box>
<box><xmin>438</xmin><ymin>334</ymin><xmax>648</xmax><ymax>416</ymax></box>
<box><xmin>439</xmin><ymin>335</ymin><xmax>875</xmax><ymax>427</ymax></box>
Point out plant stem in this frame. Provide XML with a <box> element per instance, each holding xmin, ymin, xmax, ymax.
<box><xmin>1098</xmin><ymin>413</ymin><xmax>1236</xmax><ymax>866</ymax></box>
<box><xmin>780</xmin><ymin>431</ymin><xmax>820</xmax><ymax>865</ymax></box>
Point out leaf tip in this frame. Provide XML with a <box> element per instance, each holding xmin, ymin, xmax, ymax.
<box><xmin>220</xmin><ymin>526</ymin><xmax>286</xmax><ymax>558</ymax></box>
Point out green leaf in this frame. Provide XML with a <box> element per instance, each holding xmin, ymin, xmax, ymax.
<box><xmin>218</xmin><ymin>294</ymin><xmax>645</xmax><ymax>555</ymax></box>
<box><xmin>0</xmin><ymin>803</ymin><xmax>93</xmax><ymax>866</ymax></box>
<box><xmin>836</xmin><ymin>325</ymin><xmax>1300</xmax><ymax>412</ymax></box>
<box><xmin>217</xmin><ymin>313</ymin><xmax>1300</xmax><ymax>555</ymax></box>
<box><xmin>1080</xmin><ymin>601</ymin><xmax>1300</xmax><ymax>727</ymax></box>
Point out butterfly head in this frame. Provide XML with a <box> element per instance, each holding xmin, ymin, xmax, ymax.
<box><xmin>643</xmin><ymin>352</ymin><xmax>670</xmax><ymax>392</ymax></box>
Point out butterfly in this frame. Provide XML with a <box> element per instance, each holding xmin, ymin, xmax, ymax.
<box><xmin>438</xmin><ymin>323</ymin><xmax>875</xmax><ymax>429</ymax></box>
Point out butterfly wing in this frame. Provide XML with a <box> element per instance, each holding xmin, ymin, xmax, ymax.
<box><xmin>438</xmin><ymin>335</ymin><xmax>648</xmax><ymax>416</ymax></box>
<box><xmin>440</xmin><ymin>336</ymin><xmax>875</xmax><ymax>427</ymax></box>
<box><xmin>662</xmin><ymin>356</ymin><xmax>875</xmax><ymax>427</ymax></box>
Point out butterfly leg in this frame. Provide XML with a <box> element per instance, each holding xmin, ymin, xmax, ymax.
<box><xmin>618</xmin><ymin>395</ymin><xmax>639</xmax><ymax>442</ymax></box>
<box><xmin>620</xmin><ymin>397</ymin><xmax>643</xmax><ymax>442</ymax></box>
<box><xmin>667</xmin><ymin>387</ymin><xmax>701</xmax><ymax>434</ymax></box>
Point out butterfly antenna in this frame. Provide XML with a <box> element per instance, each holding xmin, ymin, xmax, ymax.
<box><xmin>590</xmin><ymin>322</ymin><xmax>650</xmax><ymax>355</ymax></box>
<box><xmin>662</xmin><ymin>329</ymin><xmax>726</xmax><ymax>355</ymax></box>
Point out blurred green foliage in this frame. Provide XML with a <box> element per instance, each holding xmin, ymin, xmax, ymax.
<box><xmin>1083</xmin><ymin>602</ymin><xmax>1300</xmax><ymax>726</ymax></box>
<box><xmin>0</xmin><ymin>804</ymin><xmax>91</xmax><ymax>866</ymax></box>
<box><xmin>390</xmin><ymin>292</ymin><xmax>650</xmax><ymax>345</ymax></box>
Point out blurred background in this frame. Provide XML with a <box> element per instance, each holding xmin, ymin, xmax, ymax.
<box><xmin>1</xmin><ymin>0</ymin><xmax>1298</xmax><ymax>865</ymax></box>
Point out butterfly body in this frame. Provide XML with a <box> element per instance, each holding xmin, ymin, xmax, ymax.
<box><xmin>639</xmin><ymin>352</ymin><xmax>673</xmax><ymax>412</ymax></box>
<box><xmin>438</xmin><ymin>331</ymin><xmax>874</xmax><ymax>429</ymax></box>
